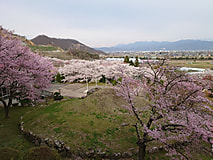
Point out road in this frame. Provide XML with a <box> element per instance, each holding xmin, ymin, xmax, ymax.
<box><xmin>46</xmin><ymin>83</ymin><xmax>107</xmax><ymax>98</ymax></box>
<box><xmin>0</xmin><ymin>83</ymin><xmax>107</xmax><ymax>107</ymax></box>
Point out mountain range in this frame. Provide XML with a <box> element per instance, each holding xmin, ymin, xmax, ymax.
<box><xmin>31</xmin><ymin>35</ymin><xmax>104</xmax><ymax>55</ymax></box>
<box><xmin>97</xmin><ymin>40</ymin><xmax>213</xmax><ymax>52</ymax></box>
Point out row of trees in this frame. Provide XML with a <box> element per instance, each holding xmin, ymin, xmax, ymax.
<box><xmin>124</xmin><ymin>55</ymin><xmax>139</xmax><ymax>67</ymax></box>
<box><xmin>0</xmin><ymin>27</ymin><xmax>56</xmax><ymax>118</ymax></box>
<box><xmin>57</xmin><ymin>59</ymin><xmax>144</xmax><ymax>83</ymax></box>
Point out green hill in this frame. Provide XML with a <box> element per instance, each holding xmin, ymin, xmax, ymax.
<box><xmin>22</xmin><ymin>88</ymin><xmax>149</xmax><ymax>158</ymax></box>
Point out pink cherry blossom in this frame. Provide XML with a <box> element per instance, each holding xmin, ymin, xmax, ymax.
<box><xmin>115</xmin><ymin>59</ymin><xmax>213</xmax><ymax>160</ymax></box>
<box><xmin>0</xmin><ymin>27</ymin><xmax>56</xmax><ymax>118</ymax></box>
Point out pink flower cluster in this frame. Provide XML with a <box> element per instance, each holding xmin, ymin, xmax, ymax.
<box><xmin>116</xmin><ymin>60</ymin><xmax>213</xmax><ymax>159</ymax></box>
<box><xmin>0</xmin><ymin>27</ymin><xmax>56</xmax><ymax>101</ymax></box>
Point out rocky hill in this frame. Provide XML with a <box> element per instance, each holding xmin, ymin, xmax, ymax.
<box><xmin>31</xmin><ymin>35</ymin><xmax>104</xmax><ymax>55</ymax></box>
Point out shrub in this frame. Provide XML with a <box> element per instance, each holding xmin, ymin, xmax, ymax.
<box><xmin>55</xmin><ymin>73</ymin><xmax>65</xmax><ymax>83</ymax></box>
<box><xmin>0</xmin><ymin>147</ymin><xmax>20</xmax><ymax>160</ymax></box>
<box><xmin>20</xmin><ymin>98</ymin><xmax>33</xmax><ymax>106</ymax></box>
<box><xmin>53</xmin><ymin>92</ymin><xmax>63</xmax><ymax>100</ymax></box>
<box><xmin>23</xmin><ymin>146</ymin><xmax>61</xmax><ymax>160</ymax></box>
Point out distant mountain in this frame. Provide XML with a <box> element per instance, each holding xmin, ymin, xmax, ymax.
<box><xmin>97</xmin><ymin>40</ymin><xmax>213</xmax><ymax>52</ymax></box>
<box><xmin>31</xmin><ymin>35</ymin><xmax>105</xmax><ymax>55</ymax></box>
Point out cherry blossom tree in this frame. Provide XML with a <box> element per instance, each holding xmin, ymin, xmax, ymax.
<box><xmin>0</xmin><ymin>27</ymin><xmax>56</xmax><ymax>118</ymax></box>
<box><xmin>116</xmin><ymin>59</ymin><xmax>213</xmax><ymax>160</ymax></box>
<box><xmin>58</xmin><ymin>59</ymin><xmax>142</xmax><ymax>83</ymax></box>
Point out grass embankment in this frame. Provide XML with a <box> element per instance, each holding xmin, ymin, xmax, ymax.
<box><xmin>0</xmin><ymin>105</ymin><xmax>34</xmax><ymax>156</ymax></box>
<box><xmin>23</xmin><ymin>88</ymin><xmax>169</xmax><ymax>159</ymax></box>
<box><xmin>23</xmin><ymin>89</ymin><xmax>139</xmax><ymax>153</ymax></box>
<box><xmin>21</xmin><ymin>88</ymin><xmax>212</xmax><ymax>159</ymax></box>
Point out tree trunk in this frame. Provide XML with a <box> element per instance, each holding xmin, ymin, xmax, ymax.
<box><xmin>0</xmin><ymin>99</ymin><xmax>9</xmax><ymax>118</ymax></box>
<box><xmin>138</xmin><ymin>142</ymin><xmax>146</xmax><ymax>160</ymax></box>
<box><xmin>4</xmin><ymin>97</ymin><xmax>12</xmax><ymax>118</ymax></box>
<box><xmin>4</xmin><ymin>105</ymin><xmax>9</xmax><ymax>118</ymax></box>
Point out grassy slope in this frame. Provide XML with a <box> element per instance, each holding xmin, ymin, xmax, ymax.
<box><xmin>23</xmin><ymin>89</ymin><xmax>138</xmax><ymax>153</ymax></box>
<box><xmin>0</xmin><ymin>106</ymin><xmax>34</xmax><ymax>153</ymax></box>
<box><xmin>22</xmin><ymin>88</ymin><xmax>212</xmax><ymax>159</ymax></box>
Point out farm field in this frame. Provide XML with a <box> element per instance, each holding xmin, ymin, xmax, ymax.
<box><xmin>169</xmin><ymin>60</ymin><xmax>213</xmax><ymax>69</ymax></box>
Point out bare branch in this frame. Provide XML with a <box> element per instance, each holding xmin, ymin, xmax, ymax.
<box><xmin>133</xmin><ymin>123</ymin><xmax>141</xmax><ymax>140</ymax></box>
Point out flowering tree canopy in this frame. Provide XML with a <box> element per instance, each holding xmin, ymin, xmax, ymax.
<box><xmin>57</xmin><ymin>59</ymin><xmax>142</xmax><ymax>83</ymax></box>
<box><xmin>116</xmin><ymin>60</ymin><xmax>213</xmax><ymax>160</ymax></box>
<box><xmin>0</xmin><ymin>27</ymin><xmax>56</xmax><ymax>118</ymax></box>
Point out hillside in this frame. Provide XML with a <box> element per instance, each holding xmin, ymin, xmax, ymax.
<box><xmin>13</xmin><ymin>34</ymin><xmax>34</xmax><ymax>46</ymax></box>
<box><xmin>97</xmin><ymin>40</ymin><xmax>213</xmax><ymax>52</ymax></box>
<box><xmin>10</xmin><ymin>33</ymin><xmax>102</xmax><ymax>60</ymax></box>
<box><xmin>31</xmin><ymin>35</ymin><xmax>104</xmax><ymax>55</ymax></box>
<box><xmin>21</xmin><ymin>88</ymin><xmax>156</xmax><ymax>158</ymax></box>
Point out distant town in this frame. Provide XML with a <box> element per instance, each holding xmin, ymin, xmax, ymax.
<box><xmin>103</xmin><ymin>50</ymin><xmax>213</xmax><ymax>60</ymax></box>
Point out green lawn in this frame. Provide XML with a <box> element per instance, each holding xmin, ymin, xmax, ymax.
<box><xmin>0</xmin><ymin>105</ymin><xmax>34</xmax><ymax>157</ymax></box>
<box><xmin>22</xmin><ymin>89</ymin><xmax>138</xmax><ymax>154</ymax></box>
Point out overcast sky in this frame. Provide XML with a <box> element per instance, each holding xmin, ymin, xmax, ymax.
<box><xmin>1</xmin><ymin>0</ymin><xmax>213</xmax><ymax>47</ymax></box>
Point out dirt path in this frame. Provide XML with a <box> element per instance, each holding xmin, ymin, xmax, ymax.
<box><xmin>46</xmin><ymin>83</ymin><xmax>106</xmax><ymax>98</ymax></box>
